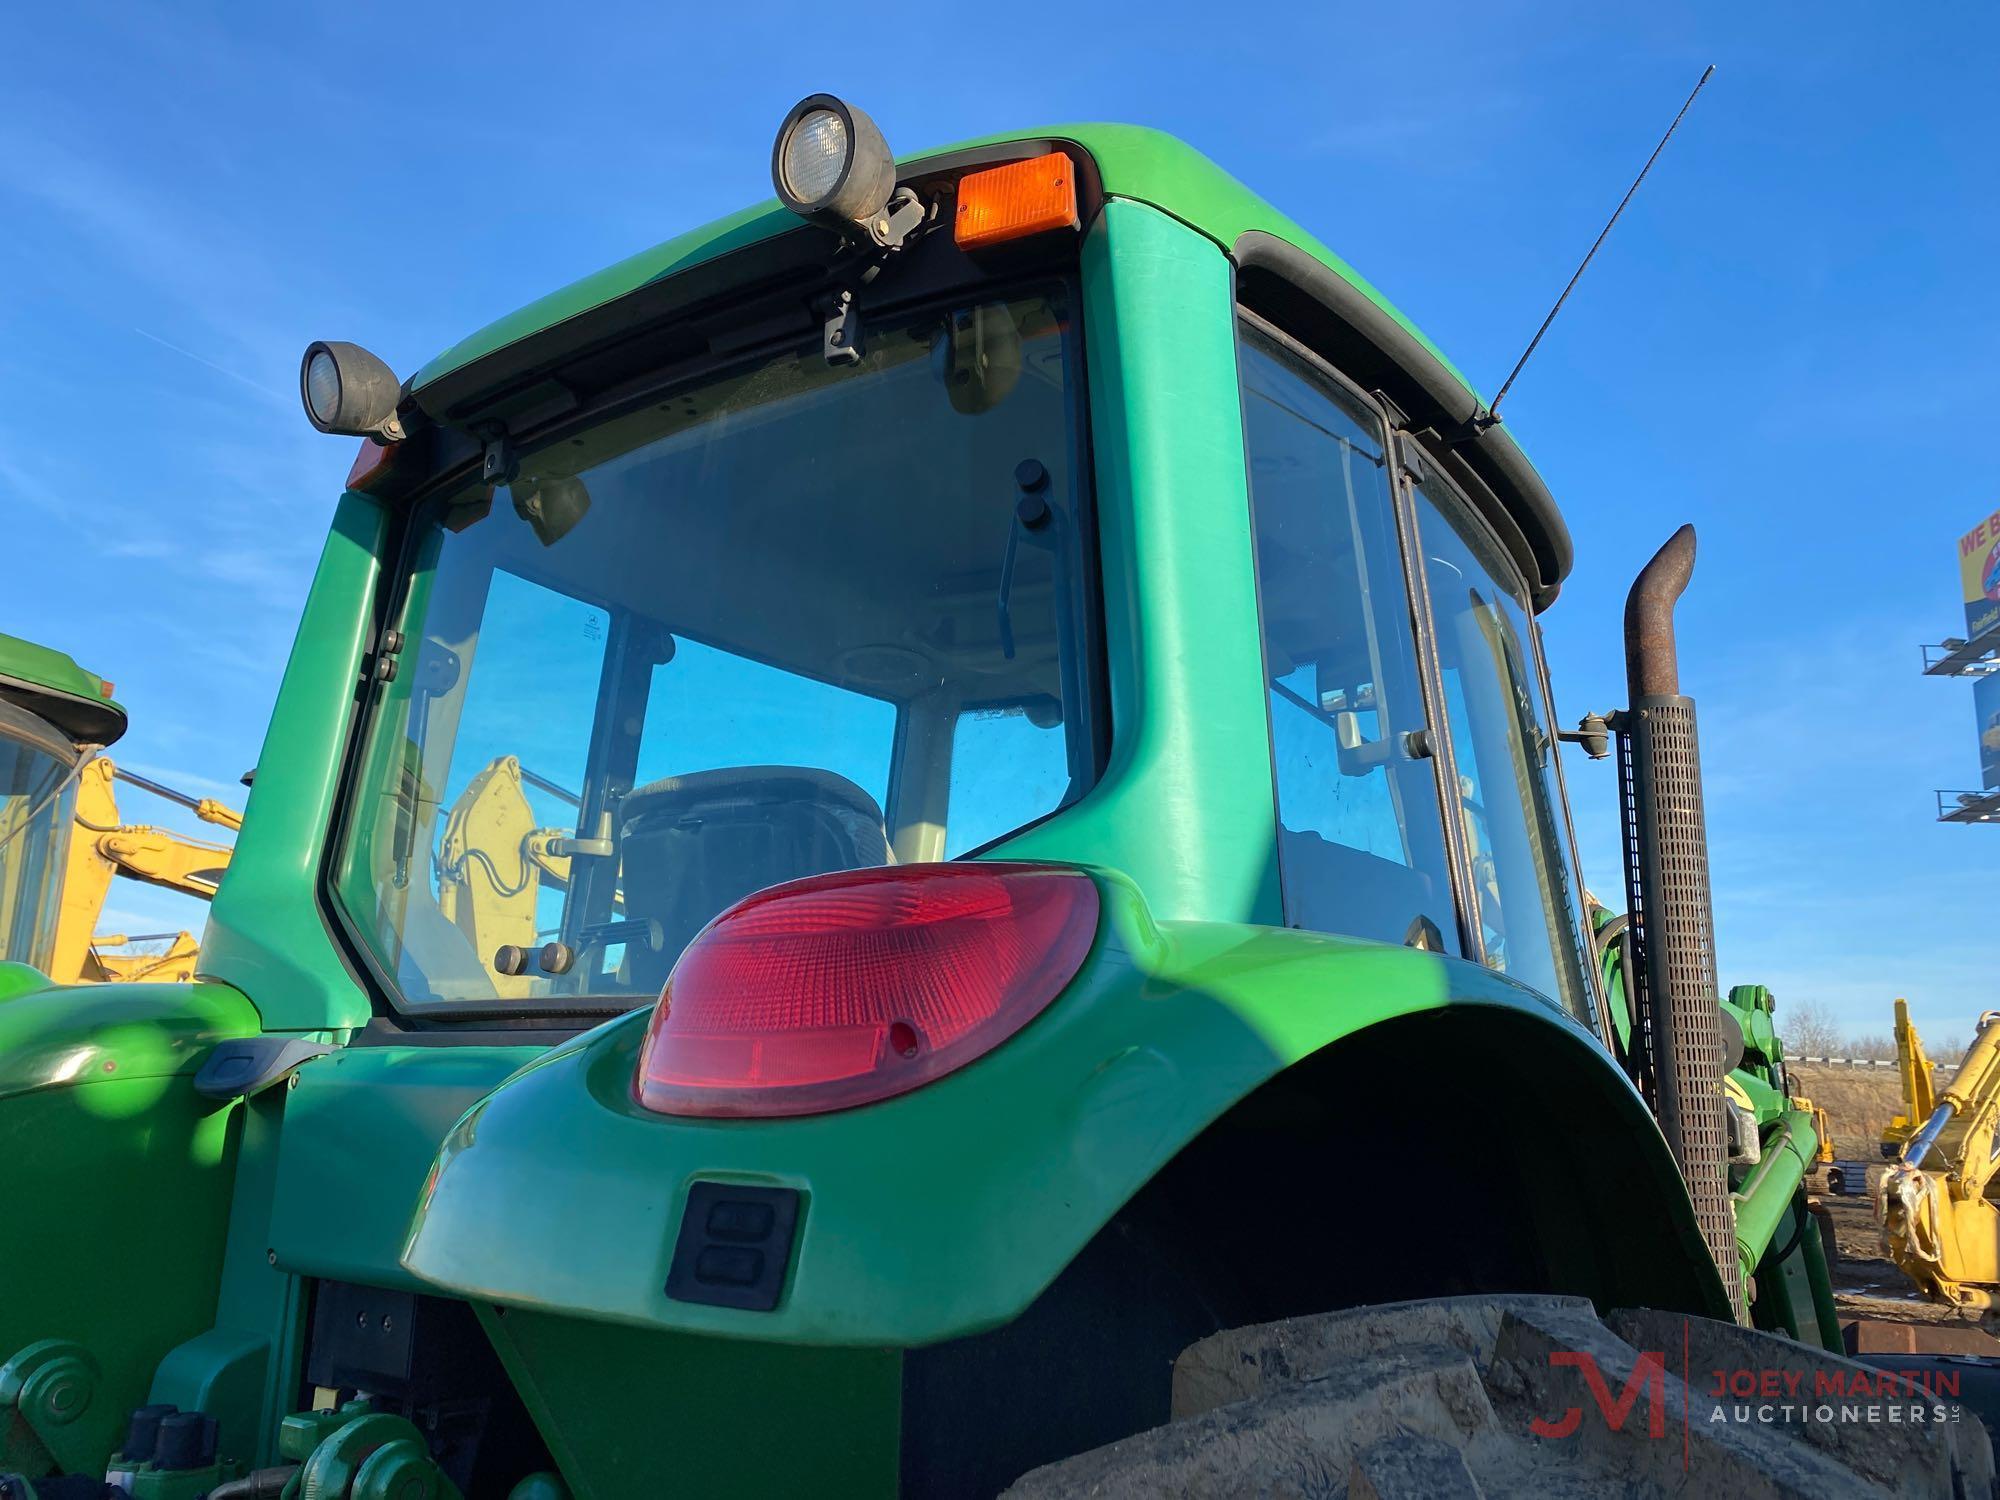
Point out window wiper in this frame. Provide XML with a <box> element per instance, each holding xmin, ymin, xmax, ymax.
<box><xmin>390</xmin><ymin>639</ymin><xmax>462</xmax><ymax>890</ymax></box>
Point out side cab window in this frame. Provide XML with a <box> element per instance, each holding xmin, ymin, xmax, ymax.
<box><xmin>1238</xmin><ymin>311</ymin><xmax>1599</xmax><ymax>1028</ymax></box>
<box><xmin>1238</xmin><ymin>320</ymin><xmax>1459</xmax><ymax>952</ymax></box>
<box><xmin>1407</xmin><ymin>474</ymin><xmax>1593</xmax><ymax>1019</ymax></box>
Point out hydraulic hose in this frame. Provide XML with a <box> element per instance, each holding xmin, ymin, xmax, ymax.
<box><xmin>206</xmin><ymin>1467</ymin><xmax>298</xmax><ymax>1499</ymax></box>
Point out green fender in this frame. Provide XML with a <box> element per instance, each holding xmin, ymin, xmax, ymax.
<box><xmin>0</xmin><ymin>975</ymin><xmax>258</xmax><ymax>1476</ymax></box>
<box><xmin>0</xmin><ymin>971</ymin><xmax>255</xmax><ymax>1101</ymax></box>
<box><xmin>401</xmin><ymin>867</ymin><xmax>1727</xmax><ymax>1344</ymax></box>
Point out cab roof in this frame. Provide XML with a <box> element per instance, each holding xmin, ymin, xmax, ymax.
<box><xmin>0</xmin><ymin>631</ymin><xmax>127</xmax><ymax>748</ymax></box>
<box><xmin>407</xmin><ymin>123</ymin><xmax>1571</xmax><ymax>602</ymax></box>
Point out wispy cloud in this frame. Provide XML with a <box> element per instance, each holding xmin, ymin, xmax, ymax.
<box><xmin>0</xmin><ymin>449</ymin><xmax>70</xmax><ymax>517</ymax></box>
<box><xmin>131</xmin><ymin>326</ymin><xmax>289</xmax><ymax>404</ymax></box>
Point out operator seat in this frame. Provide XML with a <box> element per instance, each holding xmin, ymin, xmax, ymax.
<box><xmin>1277</xmin><ymin>826</ymin><xmax>1444</xmax><ymax>949</ymax></box>
<box><xmin>618</xmin><ymin>765</ymin><xmax>890</xmax><ymax>991</ymax></box>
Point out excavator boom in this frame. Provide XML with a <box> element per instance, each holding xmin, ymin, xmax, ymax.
<box><xmin>1880</xmin><ymin>1006</ymin><xmax>2000</xmax><ymax>1320</ymax></box>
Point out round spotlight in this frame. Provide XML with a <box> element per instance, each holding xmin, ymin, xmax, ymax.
<box><xmin>771</xmin><ymin>94</ymin><xmax>896</xmax><ymax>226</ymax></box>
<box><xmin>298</xmin><ymin>340</ymin><xmax>405</xmax><ymax>440</ymax></box>
<box><xmin>304</xmin><ymin>348</ymin><xmax>343</xmax><ymax>428</ymax></box>
<box><xmin>782</xmin><ymin>108</ymin><xmax>849</xmax><ymax>203</ymax></box>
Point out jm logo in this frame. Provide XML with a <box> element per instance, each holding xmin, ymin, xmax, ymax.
<box><xmin>1529</xmin><ymin>1351</ymin><xmax>1669</xmax><ymax>1440</ymax></box>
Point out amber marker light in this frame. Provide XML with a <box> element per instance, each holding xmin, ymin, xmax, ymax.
<box><xmin>953</xmin><ymin>154</ymin><xmax>1080</xmax><ymax>251</ymax></box>
<box><xmin>346</xmin><ymin>438</ymin><xmax>397</xmax><ymax>492</ymax></box>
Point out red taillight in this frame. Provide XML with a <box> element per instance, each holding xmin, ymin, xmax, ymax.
<box><xmin>633</xmin><ymin>863</ymin><xmax>1098</xmax><ymax>1119</ymax></box>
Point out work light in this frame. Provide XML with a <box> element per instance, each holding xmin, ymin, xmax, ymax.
<box><xmin>771</xmin><ymin>94</ymin><xmax>897</xmax><ymax>230</ymax></box>
<box><xmin>299</xmin><ymin>340</ymin><xmax>405</xmax><ymax>441</ymax></box>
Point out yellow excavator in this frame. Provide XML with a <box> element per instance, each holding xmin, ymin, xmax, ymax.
<box><xmin>1883</xmin><ymin>995</ymin><xmax>1938</xmax><ymax>1157</ymax></box>
<box><xmin>1879</xmin><ymin>1005</ymin><xmax>2000</xmax><ymax>1321</ymax></box>
<box><xmin>1799</xmin><ymin>1096</ymin><xmax>1837</xmax><ymax>1170</ymax></box>
<box><xmin>61</xmin><ymin>747</ymin><xmax>558</xmax><ymax>989</ymax></box>
<box><xmin>2</xmin><ymin>623</ymin><xmax>573</xmax><ymax>990</ymax></box>
<box><xmin>51</xmin><ymin>757</ymin><xmax>241</xmax><ymax>983</ymax></box>
<box><xmin>0</xmin><ymin>630</ymin><xmax>241</xmax><ymax>984</ymax></box>
<box><xmin>433</xmin><ymin>754</ymin><xmax>593</xmax><ymax>999</ymax></box>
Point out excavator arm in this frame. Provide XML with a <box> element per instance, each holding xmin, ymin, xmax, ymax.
<box><xmin>434</xmin><ymin>755</ymin><xmax>615</xmax><ymax>999</ymax></box>
<box><xmin>1880</xmin><ymin>1008</ymin><xmax>2000</xmax><ymax>1320</ymax></box>
<box><xmin>49</xmin><ymin>758</ymin><xmax>240</xmax><ymax>984</ymax></box>
<box><xmin>438</xmin><ymin>756</ymin><xmax>562</xmax><ymax>999</ymax></box>
<box><xmin>1883</xmin><ymin>995</ymin><xmax>1938</xmax><ymax>1156</ymax></box>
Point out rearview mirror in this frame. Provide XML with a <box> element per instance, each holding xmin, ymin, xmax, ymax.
<box><xmin>511</xmin><ymin>475</ymin><xmax>592</xmax><ymax>546</ymax></box>
<box><xmin>936</xmin><ymin>304</ymin><xmax>1023</xmax><ymax>415</ymax></box>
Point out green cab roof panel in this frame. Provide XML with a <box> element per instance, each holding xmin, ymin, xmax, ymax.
<box><xmin>412</xmin><ymin>123</ymin><xmax>1474</xmax><ymax>403</ymax></box>
<box><xmin>406</xmin><ymin>122</ymin><xmax>1569</xmax><ymax>597</ymax></box>
<box><xmin>0</xmin><ymin>631</ymin><xmax>126</xmax><ymax>748</ymax></box>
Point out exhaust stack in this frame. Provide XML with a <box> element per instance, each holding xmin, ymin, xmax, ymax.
<box><xmin>1616</xmin><ymin>524</ymin><xmax>1742</xmax><ymax>1318</ymax></box>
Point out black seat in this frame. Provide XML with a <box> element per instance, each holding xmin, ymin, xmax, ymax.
<box><xmin>618</xmin><ymin>765</ymin><xmax>890</xmax><ymax>991</ymax></box>
<box><xmin>1277</xmin><ymin>826</ymin><xmax>1441</xmax><ymax>948</ymax></box>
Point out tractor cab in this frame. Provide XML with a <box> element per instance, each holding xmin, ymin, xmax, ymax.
<box><xmin>0</xmin><ymin>633</ymin><xmax>125</xmax><ymax>976</ymax></box>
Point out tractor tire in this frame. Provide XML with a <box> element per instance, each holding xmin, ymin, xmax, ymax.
<box><xmin>1002</xmin><ymin>1294</ymin><xmax>1995</xmax><ymax>1498</ymax></box>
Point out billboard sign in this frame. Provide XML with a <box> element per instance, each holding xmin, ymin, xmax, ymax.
<box><xmin>1978</xmin><ymin>671</ymin><xmax>2000</xmax><ymax>792</ymax></box>
<box><xmin>1959</xmin><ymin>509</ymin><xmax>2000</xmax><ymax>640</ymax></box>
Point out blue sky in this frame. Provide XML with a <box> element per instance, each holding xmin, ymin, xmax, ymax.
<box><xmin>5</xmin><ymin>3</ymin><xmax>1993</xmax><ymax>1041</ymax></box>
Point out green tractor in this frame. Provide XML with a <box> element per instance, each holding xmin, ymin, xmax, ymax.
<box><xmin>0</xmin><ymin>635</ymin><xmax>128</xmax><ymax>975</ymax></box>
<box><xmin>2</xmin><ymin>100</ymin><xmax>1977</xmax><ymax>1497</ymax></box>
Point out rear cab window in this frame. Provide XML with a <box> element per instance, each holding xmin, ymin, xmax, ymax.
<box><xmin>332</xmin><ymin>285</ymin><xmax>1101</xmax><ymax>1016</ymax></box>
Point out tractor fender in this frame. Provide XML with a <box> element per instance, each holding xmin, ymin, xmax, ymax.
<box><xmin>0</xmin><ymin>970</ymin><xmax>257</xmax><ymax>1102</ymax></box>
<box><xmin>0</xmin><ymin>976</ymin><xmax>258</xmax><ymax>1479</ymax></box>
<box><xmin>400</xmin><ymin>866</ymin><xmax>1726</xmax><ymax>1345</ymax></box>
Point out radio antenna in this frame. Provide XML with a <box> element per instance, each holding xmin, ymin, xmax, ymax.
<box><xmin>1484</xmin><ymin>63</ymin><xmax>1715</xmax><ymax>421</ymax></box>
